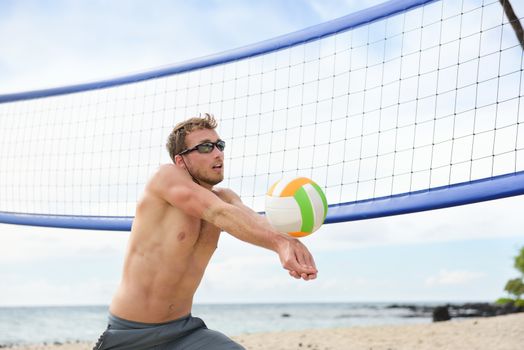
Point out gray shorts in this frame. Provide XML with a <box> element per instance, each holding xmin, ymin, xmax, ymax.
<box><xmin>93</xmin><ymin>313</ymin><xmax>245</xmax><ymax>350</ymax></box>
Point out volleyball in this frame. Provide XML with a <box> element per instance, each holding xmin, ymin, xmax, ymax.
<box><xmin>265</xmin><ymin>177</ymin><xmax>328</xmax><ymax>238</ymax></box>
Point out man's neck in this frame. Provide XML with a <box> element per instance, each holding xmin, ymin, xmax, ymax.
<box><xmin>200</xmin><ymin>182</ymin><xmax>213</xmax><ymax>191</ymax></box>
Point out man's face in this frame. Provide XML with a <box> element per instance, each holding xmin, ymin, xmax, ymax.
<box><xmin>181</xmin><ymin>128</ymin><xmax>224</xmax><ymax>187</ymax></box>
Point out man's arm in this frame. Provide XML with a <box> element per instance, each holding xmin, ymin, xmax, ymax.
<box><xmin>151</xmin><ymin>165</ymin><xmax>317</xmax><ymax>280</ymax></box>
<box><xmin>214</xmin><ymin>187</ymin><xmax>317</xmax><ymax>280</ymax></box>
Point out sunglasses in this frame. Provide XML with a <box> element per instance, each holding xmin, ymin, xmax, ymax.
<box><xmin>178</xmin><ymin>140</ymin><xmax>226</xmax><ymax>155</ymax></box>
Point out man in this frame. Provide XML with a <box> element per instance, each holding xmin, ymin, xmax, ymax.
<box><xmin>94</xmin><ymin>113</ymin><xmax>318</xmax><ymax>349</ymax></box>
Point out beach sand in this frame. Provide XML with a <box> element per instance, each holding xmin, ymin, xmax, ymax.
<box><xmin>7</xmin><ymin>313</ymin><xmax>524</xmax><ymax>350</ymax></box>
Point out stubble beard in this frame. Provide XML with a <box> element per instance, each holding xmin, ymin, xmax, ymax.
<box><xmin>201</xmin><ymin>174</ymin><xmax>223</xmax><ymax>186</ymax></box>
<box><xmin>194</xmin><ymin>168</ymin><xmax>224</xmax><ymax>187</ymax></box>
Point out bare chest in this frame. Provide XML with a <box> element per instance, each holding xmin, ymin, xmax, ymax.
<box><xmin>132</xmin><ymin>196</ymin><xmax>221</xmax><ymax>263</ymax></box>
<box><xmin>174</xmin><ymin>218</ymin><xmax>221</xmax><ymax>252</ymax></box>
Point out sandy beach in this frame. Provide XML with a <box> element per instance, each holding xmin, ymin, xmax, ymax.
<box><xmin>6</xmin><ymin>312</ymin><xmax>523</xmax><ymax>350</ymax></box>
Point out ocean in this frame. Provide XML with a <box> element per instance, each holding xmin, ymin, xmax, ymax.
<box><xmin>0</xmin><ymin>303</ymin><xmax>435</xmax><ymax>346</ymax></box>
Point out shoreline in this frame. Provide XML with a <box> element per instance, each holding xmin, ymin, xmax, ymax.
<box><xmin>4</xmin><ymin>313</ymin><xmax>523</xmax><ymax>350</ymax></box>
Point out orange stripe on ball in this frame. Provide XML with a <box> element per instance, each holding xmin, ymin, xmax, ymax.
<box><xmin>267</xmin><ymin>180</ymin><xmax>280</xmax><ymax>196</ymax></box>
<box><xmin>280</xmin><ymin>177</ymin><xmax>312</xmax><ymax>197</ymax></box>
<box><xmin>288</xmin><ymin>231</ymin><xmax>311</xmax><ymax>238</ymax></box>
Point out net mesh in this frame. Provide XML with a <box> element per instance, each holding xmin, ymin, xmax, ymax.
<box><xmin>0</xmin><ymin>0</ymin><xmax>523</xmax><ymax>226</ymax></box>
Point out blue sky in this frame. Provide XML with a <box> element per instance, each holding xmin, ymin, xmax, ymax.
<box><xmin>1</xmin><ymin>0</ymin><xmax>524</xmax><ymax>306</ymax></box>
<box><xmin>0</xmin><ymin>0</ymin><xmax>388</xmax><ymax>94</ymax></box>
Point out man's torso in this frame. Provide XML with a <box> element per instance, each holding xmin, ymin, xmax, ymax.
<box><xmin>109</xmin><ymin>174</ymin><xmax>223</xmax><ymax>323</ymax></box>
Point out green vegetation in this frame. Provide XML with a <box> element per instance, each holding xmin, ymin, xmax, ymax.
<box><xmin>515</xmin><ymin>247</ymin><xmax>524</xmax><ymax>275</ymax></box>
<box><xmin>495</xmin><ymin>297</ymin><xmax>515</xmax><ymax>305</ymax></box>
<box><xmin>499</xmin><ymin>246</ymin><xmax>524</xmax><ymax>306</ymax></box>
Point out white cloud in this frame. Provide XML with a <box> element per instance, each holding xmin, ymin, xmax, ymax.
<box><xmin>425</xmin><ymin>269</ymin><xmax>485</xmax><ymax>287</ymax></box>
<box><xmin>0</xmin><ymin>223</ymin><xmax>127</xmax><ymax>263</ymax></box>
<box><xmin>0</xmin><ymin>276</ymin><xmax>117</xmax><ymax>306</ymax></box>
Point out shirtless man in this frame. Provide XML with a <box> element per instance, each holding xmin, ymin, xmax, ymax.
<box><xmin>94</xmin><ymin>114</ymin><xmax>318</xmax><ymax>350</ymax></box>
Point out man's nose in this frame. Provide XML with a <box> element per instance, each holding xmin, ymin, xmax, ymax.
<box><xmin>211</xmin><ymin>144</ymin><xmax>224</xmax><ymax>157</ymax></box>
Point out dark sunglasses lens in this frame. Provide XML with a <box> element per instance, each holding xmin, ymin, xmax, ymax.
<box><xmin>216</xmin><ymin>140</ymin><xmax>225</xmax><ymax>151</ymax></box>
<box><xmin>196</xmin><ymin>143</ymin><xmax>214</xmax><ymax>153</ymax></box>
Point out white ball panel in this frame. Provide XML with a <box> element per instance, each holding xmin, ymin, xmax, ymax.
<box><xmin>265</xmin><ymin>195</ymin><xmax>302</xmax><ymax>233</ymax></box>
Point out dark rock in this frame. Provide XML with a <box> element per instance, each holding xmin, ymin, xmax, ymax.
<box><xmin>386</xmin><ymin>304</ymin><xmax>434</xmax><ymax>317</ymax></box>
<box><xmin>281</xmin><ymin>313</ymin><xmax>291</xmax><ymax>317</ymax></box>
<box><xmin>432</xmin><ymin>306</ymin><xmax>451</xmax><ymax>322</ymax></box>
<box><xmin>449</xmin><ymin>303</ymin><xmax>498</xmax><ymax>317</ymax></box>
<box><xmin>443</xmin><ymin>302</ymin><xmax>524</xmax><ymax>319</ymax></box>
<box><xmin>391</xmin><ymin>302</ymin><xmax>523</xmax><ymax>322</ymax></box>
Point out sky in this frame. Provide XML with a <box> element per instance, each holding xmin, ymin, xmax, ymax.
<box><xmin>1</xmin><ymin>0</ymin><xmax>524</xmax><ymax>307</ymax></box>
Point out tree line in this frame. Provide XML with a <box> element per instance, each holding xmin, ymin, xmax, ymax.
<box><xmin>497</xmin><ymin>246</ymin><xmax>524</xmax><ymax>307</ymax></box>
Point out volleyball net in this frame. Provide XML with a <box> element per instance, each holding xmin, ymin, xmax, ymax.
<box><xmin>1</xmin><ymin>0</ymin><xmax>523</xmax><ymax>230</ymax></box>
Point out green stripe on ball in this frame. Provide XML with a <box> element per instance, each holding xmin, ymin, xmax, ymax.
<box><xmin>294</xmin><ymin>186</ymin><xmax>314</xmax><ymax>233</ymax></box>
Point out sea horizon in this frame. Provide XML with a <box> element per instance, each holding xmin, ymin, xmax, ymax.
<box><xmin>0</xmin><ymin>301</ymin><xmax>493</xmax><ymax>346</ymax></box>
<box><xmin>0</xmin><ymin>299</ymin><xmax>493</xmax><ymax>308</ymax></box>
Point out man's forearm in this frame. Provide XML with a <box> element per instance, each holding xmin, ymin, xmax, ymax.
<box><xmin>205</xmin><ymin>203</ymin><xmax>287</xmax><ymax>252</ymax></box>
<box><xmin>204</xmin><ymin>200</ymin><xmax>318</xmax><ymax>281</ymax></box>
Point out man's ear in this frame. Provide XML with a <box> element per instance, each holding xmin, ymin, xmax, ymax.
<box><xmin>174</xmin><ymin>155</ymin><xmax>186</xmax><ymax>168</ymax></box>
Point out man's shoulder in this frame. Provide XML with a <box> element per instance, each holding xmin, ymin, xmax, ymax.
<box><xmin>147</xmin><ymin>164</ymin><xmax>188</xmax><ymax>190</ymax></box>
<box><xmin>157</xmin><ymin>163</ymin><xmax>180</xmax><ymax>174</ymax></box>
<box><xmin>144</xmin><ymin>164</ymin><xmax>195</xmax><ymax>206</ymax></box>
<box><xmin>154</xmin><ymin>164</ymin><xmax>187</xmax><ymax>180</ymax></box>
